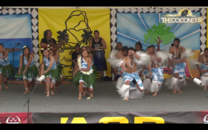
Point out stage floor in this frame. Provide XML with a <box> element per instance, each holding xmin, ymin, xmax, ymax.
<box><xmin>0</xmin><ymin>79</ymin><xmax>208</xmax><ymax>113</ymax></box>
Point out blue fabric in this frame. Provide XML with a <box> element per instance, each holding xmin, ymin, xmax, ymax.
<box><xmin>151</xmin><ymin>67</ymin><xmax>164</xmax><ymax>85</ymax></box>
<box><xmin>93</xmin><ymin>50</ymin><xmax>105</xmax><ymax>71</ymax></box>
<box><xmin>44</xmin><ymin>57</ymin><xmax>57</xmax><ymax>70</ymax></box>
<box><xmin>122</xmin><ymin>72</ymin><xmax>143</xmax><ymax>89</ymax></box>
<box><xmin>173</xmin><ymin>59</ymin><xmax>186</xmax><ymax>78</ymax></box>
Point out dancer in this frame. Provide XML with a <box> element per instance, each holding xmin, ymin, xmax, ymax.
<box><xmin>148</xmin><ymin>45</ymin><xmax>167</xmax><ymax>96</ymax></box>
<box><xmin>135</xmin><ymin>42</ymin><xmax>145</xmax><ymax>80</ymax></box>
<box><xmin>109</xmin><ymin>47</ymin><xmax>150</xmax><ymax>100</ymax></box>
<box><xmin>73</xmin><ymin>49</ymin><xmax>96</xmax><ymax>100</ymax></box>
<box><xmin>142</xmin><ymin>46</ymin><xmax>153</xmax><ymax>94</ymax></box>
<box><xmin>18</xmin><ymin>46</ymin><xmax>38</xmax><ymax>94</ymax></box>
<box><xmin>49</xmin><ymin>45</ymin><xmax>64</xmax><ymax>90</ymax></box>
<box><xmin>41</xmin><ymin>48</ymin><xmax>60</xmax><ymax>97</ymax></box>
<box><xmin>167</xmin><ymin>38</ymin><xmax>193</xmax><ymax>93</ymax></box>
<box><xmin>0</xmin><ymin>44</ymin><xmax>15</xmax><ymax>91</ymax></box>
<box><xmin>197</xmin><ymin>48</ymin><xmax>208</xmax><ymax>90</ymax></box>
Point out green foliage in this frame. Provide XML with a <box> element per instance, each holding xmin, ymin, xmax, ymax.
<box><xmin>144</xmin><ymin>23</ymin><xmax>176</xmax><ymax>45</ymax></box>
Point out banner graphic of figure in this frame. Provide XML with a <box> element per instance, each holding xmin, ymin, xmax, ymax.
<box><xmin>38</xmin><ymin>9</ymin><xmax>111</xmax><ymax>79</ymax></box>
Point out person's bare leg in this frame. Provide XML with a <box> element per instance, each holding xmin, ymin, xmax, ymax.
<box><xmin>3</xmin><ymin>77</ymin><xmax>8</xmax><ymax>89</ymax></box>
<box><xmin>30</xmin><ymin>79</ymin><xmax>35</xmax><ymax>90</ymax></box>
<box><xmin>82</xmin><ymin>87</ymin><xmax>87</xmax><ymax>96</ymax></box>
<box><xmin>50</xmin><ymin>81</ymin><xmax>55</xmax><ymax>95</ymax></box>
<box><xmin>152</xmin><ymin>91</ymin><xmax>157</xmax><ymax>96</ymax></box>
<box><xmin>135</xmin><ymin>83</ymin><xmax>144</xmax><ymax>92</ymax></box>
<box><xmin>55</xmin><ymin>77</ymin><xmax>64</xmax><ymax>89</ymax></box>
<box><xmin>88</xmin><ymin>88</ymin><xmax>93</xmax><ymax>98</ymax></box>
<box><xmin>204</xmin><ymin>85</ymin><xmax>207</xmax><ymax>90</ymax></box>
<box><xmin>78</xmin><ymin>82</ymin><xmax>83</xmax><ymax>100</ymax></box>
<box><xmin>124</xmin><ymin>81</ymin><xmax>130</xmax><ymax>100</ymax></box>
<box><xmin>177</xmin><ymin>77</ymin><xmax>183</xmax><ymax>93</ymax></box>
<box><xmin>23</xmin><ymin>79</ymin><xmax>28</xmax><ymax>94</ymax></box>
<box><xmin>46</xmin><ymin>77</ymin><xmax>50</xmax><ymax>97</ymax></box>
<box><xmin>173</xmin><ymin>73</ymin><xmax>179</xmax><ymax>94</ymax></box>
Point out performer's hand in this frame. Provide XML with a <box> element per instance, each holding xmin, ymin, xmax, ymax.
<box><xmin>22</xmin><ymin>70</ymin><xmax>26</xmax><ymax>75</ymax></box>
<box><xmin>18</xmin><ymin>70</ymin><xmax>21</xmax><ymax>75</ymax></box>
<box><xmin>123</xmin><ymin>68</ymin><xmax>128</xmax><ymax>72</ymax></box>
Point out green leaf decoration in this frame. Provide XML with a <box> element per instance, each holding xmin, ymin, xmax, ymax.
<box><xmin>144</xmin><ymin>23</ymin><xmax>176</xmax><ymax>45</ymax></box>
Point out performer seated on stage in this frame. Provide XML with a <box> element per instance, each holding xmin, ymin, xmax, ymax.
<box><xmin>73</xmin><ymin>50</ymin><xmax>96</xmax><ymax>100</ymax></box>
<box><xmin>148</xmin><ymin>45</ymin><xmax>165</xmax><ymax>96</ymax></box>
<box><xmin>135</xmin><ymin>41</ymin><xmax>145</xmax><ymax>80</ymax></box>
<box><xmin>41</xmin><ymin>48</ymin><xmax>60</xmax><ymax>97</ymax></box>
<box><xmin>142</xmin><ymin>46</ymin><xmax>152</xmax><ymax>94</ymax></box>
<box><xmin>198</xmin><ymin>48</ymin><xmax>208</xmax><ymax>91</ymax></box>
<box><xmin>89</xmin><ymin>30</ymin><xmax>107</xmax><ymax>82</ymax></box>
<box><xmin>0</xmin><ymin>44</ymin><xmax>15</xmax><ymax>91</ymax></box>
<box><xmin>49</xmin><ymin>45</ymin><xmax>64</xmax><ymax>90</ymax></box>
<box><xmin>113</xmin><ymin>42</ymin><xmax>123</xmax><ymax>81</ymax></box>
<box><xmin>167</xmin><ymin>38</ymin><xmax>193</xmax><ymax>93</ymax></box>
<box><xmin>18</xmin><ymin>46</ymin><xmax>38</xmax><ymax>94</ymax></box>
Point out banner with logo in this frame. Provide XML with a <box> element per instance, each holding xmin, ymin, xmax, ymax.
<box><xmin>0</xmin><ymin>14</ymin><xmax>33</xmax><ymax>79</ymax></box>
<box><xmin>31</xmin><ymin>111</ymin><xmax>208</xmax><ymax>123</ymax></box>
<box><xmin>116</xmin><ymin>8</ymin><xmax>202</xmax><ymax>79</ymax></box>
<box><xmin>0</xmin><ymin>112</ymin><xmax>32</xmax><ymax>124</ymax></box>
<box><xmin>38</xmin><ymin>9</ymin><xmax>111</xmax><ymax>79</ymax></box>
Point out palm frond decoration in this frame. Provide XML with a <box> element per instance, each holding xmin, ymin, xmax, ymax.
<box><xmin>81</xmin><ymin>29</ymin><xmax>94</xmax><ymax>45</ymax></box>
<box><xmin>57</xmin><ymin>29</ymin><xmax>69</xmax><ymax>43</ymax></box>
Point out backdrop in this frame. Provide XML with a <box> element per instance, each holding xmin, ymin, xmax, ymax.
<box><xmin>0</xmin><ymin>14</ymin><xmax>33</xmax><ymax>78</ymax></box>
<box><xmin>38</xmin><ymin>8</ymin><xmax>111</xmax><ymax>79</ymax></box>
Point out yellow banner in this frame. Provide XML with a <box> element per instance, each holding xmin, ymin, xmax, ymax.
<box><xmin>38</xmin><ymin>9</ymin><xmax>111</xmax><ymax>79</ymax></box>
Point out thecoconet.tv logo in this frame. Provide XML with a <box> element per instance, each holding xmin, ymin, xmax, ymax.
<box><xmin>161</xmin><ymin>8</ymin><xmax>203</xmax><ymax>24</ymax></box>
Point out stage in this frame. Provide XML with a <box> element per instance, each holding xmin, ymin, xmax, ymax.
<box><xmin>0</xmin><ymin>79</ymin><xmax>207</xmax><ymax>113</ymax></box>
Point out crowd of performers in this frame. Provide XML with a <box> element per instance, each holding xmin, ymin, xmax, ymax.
<box><xmin>1</xmin><ymin>29</ymin><xmax>208</xmax><ymax>101</ymax></box>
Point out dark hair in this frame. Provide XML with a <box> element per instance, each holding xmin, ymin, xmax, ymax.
<box><xmin>115</xmin><ymin>42</ymin><xmax>122</xmax><ymax>50</ymax></box>
<box><xmin>135</xmin><ymin>41</ymin><xmax>142</xmax><ymax>49</ymax></box>
<box><xmin>75</xmin><ymin>44</ymin><xmax>80</xmax><ymax>48</ymax></box>
<box><xmin>150</xmin><ymin>45</ymin><xmax>155</xmax><ymax>48</ymax></box>
<box><xmin>171</xmin><ymin>43</ymin><xmax>174</xmax><ymax>46</ymax></box>
<box><xmin>122</xmin><ymin>46</ymin><xmax>128</xmax><ymax>52</ymax></box>
<box><xmin>0</xmin><ymin>44</ymin><xmax>6</xmax><ymax>62</ymax></box>
<box><xmin>44</xmin><ymin>30</ymin><xmax>52</xmax><ymax>38</ymax></box>
<box><xmin>50</xmin><ymin>45</ymin><xmax>55</xmax><ymax>49</ymax></box>
<box><xmin>81</xmin><ymin>50</ymin><xmax>87</xmax><ymax>64</ymax></box>
<box><xmin>22</xmin><ymin>47</ymin><xmax>30</xmax><ymax>65</ymax></box>
<box><xmin>41</xmin><ymin>48</ymin><xmax>50</xmax><ymax>61</ymax></box>
<box><xmin>174</xmin><ymin>38</ymin><xmax>180</xmax><ymax>43</ymax></box>
<box><xmin>204</xmin><ymin>48</ymin><xmax>208</xmax><ymax>52</ymax></box>
<box><xmin>49</xmin><ymin>49</ymin><xmax>55</xmax><ymax>56</ymax></box>
<box><xmin>94</xmin><ymin>30</ymin><xmax>99</xmax><ymax>34</ymax></box>
<box><xmin>128</xmin><ymin>47</ymin><xmax>135</xmax><ymax>52</ymax></box>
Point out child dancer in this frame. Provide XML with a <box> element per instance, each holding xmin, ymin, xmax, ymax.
<box><xmin>18</xmin><ymin>46</ymin><xmax>38</xmax><ymax>93</ymax></box>
<box><xmin>73</xmin><ymin>49</ymin><xmax>96</xmax><ymax>100</ymax></box>
<box><xmin>41</xmin><ymin>47</ymin><xmax>60</xmax><ymax>97</ymax></box>
<box><xmin>0</xmin><ymin>44</ymin><xmax>15</xmax><ymax>91</ymax></box>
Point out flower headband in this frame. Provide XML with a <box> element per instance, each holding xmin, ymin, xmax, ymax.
<box><xmin>23</xmin><ymin>46</ymin><xmax>27</xmax><ymax>49</ymax></box>
<box><xmin>41</xmin><ymin>48</ymin><xmax>50</xmax><ymax>51</ymax></box>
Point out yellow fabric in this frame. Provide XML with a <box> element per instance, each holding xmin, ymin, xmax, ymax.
<box><xmin>38</xmin><ymin>9</ymin><xmax>111</xmax><ymax>79</ymax></box>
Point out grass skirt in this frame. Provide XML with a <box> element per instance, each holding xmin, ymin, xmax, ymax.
<box><xmin>73</xmin><ymin>71</ymin><xmax>96</xmax><ymax>88</ymax></box>
<box><xmin>19</xmin><ymin>64</ymin><xmax>38</xmax><ymax>79</ymax></box>
<box><xmin>92</xmin><ymin>64</ymin><xmax>98</xmax><ymax>76</ymax></box>
<box><xmin>0</xmin><ymin>64</ymin><xmax>15</xmax><ymax>78</ymax></box>
<box><xmin>44</xmin><ymin>65</ymin><xmax>60</xmax><ymax>81</ymax></box>
<box><xmin>57</xmin><ymin>63</ymin><xmax>63</xmax><ymax>73</ymax></box>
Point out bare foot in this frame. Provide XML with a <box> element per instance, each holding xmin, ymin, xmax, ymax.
<box><xmin>204</xmin><ymin>86</ymin><xmax>207</xmax><ymax>91</ymax></box>
<box><xmin>173</xmin><ymin>90</ymin><xmax>177</xmax><ymax>94</ymax></box>
<box><xmin>23</xmin><ymin>91</ymin><xmax>27</xmax><ymax>94</ymax></box>
<box><xmin>152</xmin><ymin>92</ymin><xmax>157</xmax><ymax>96</ymax></box>
<box><xmin>50</xmin><ymin>91</ymin><xmax>54</xmax><ymax>95</ymax></box>
<box><xmin>78</xmin><ymin>95</ymin><xmax>81</xmax><ymax>100</ymax></box>
<box><xmin>82</xmin><ymin>92</ymin><xmax>86</xmax><ymax>97</ymax></box>
<box><xmin>53</xmin><ymin>89</ymin><xmax>58</xmax><ymax>93</ymax></box>
<box><xmin>177</xmin><ymin>90</ymin><xmax>182</xmax><ymax>93</ymax></box>
<box><xmin>145</xmin><ymin>90</ymin><xmax>149</xmax><ymax>94</ymax></box>
<box><xmin>30</xmin><ymin>86</ymin><xmax>34</xmax><ymax>90</ymax></box>
<box><xmin>5</xmin><ymin>86</ymin><xmax>9</xmax><ymax>89</ymax></box>
<box><xmin>90</xmin><ymin>93</ymin><xmax>93</xmax><ymax>98</ymax></box>
<box><xmin>46</xmin><ymin>92</ymin><xmax>50</xmax><ymax>97</ymax></box>
<box><xmin>124</xmin><ymin>97</ymin><xmax>129</xmax><ymax>100</ymax></box>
